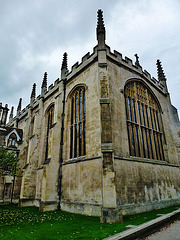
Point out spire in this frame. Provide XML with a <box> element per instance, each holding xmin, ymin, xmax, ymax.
<box><xmin>134</xmin><ymin>54</ymin><xmax>141</xmax><ymax>67</ymax></box>
<box><xmin>30</xmin><ymin>83</ymin><xmax>36</xmax><ymax>106</ymax></box>
<box><xmin>156</xmin><ymin>59</ymin><xmax>168</xmax><ymax>92</ymax></box>
<box><xmin>17</xmin><ymin>98</ymin><xmax>22</xmax><ymax>115</ymax></box>
<box><xmin>41</xmin><ymin>72</ymin><xmax>48</xmax><ymax>97</ymax></box>
<box><xmin>61</xmin><ymin>52</ymin><xmax>68</xmax><ymax>79</ymax></box>
<box><xmin>96</xmin><ymin>9</ymin><xmax>106</xmax><ymax>48</ymax></box>
<box><xmin>9</xmin><ymin>106</ymin><xmax>14</xmax><ymax>121</ymax></box>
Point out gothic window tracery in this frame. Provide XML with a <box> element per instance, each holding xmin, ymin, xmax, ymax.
<box><xmin>124</xmin><ymin>81</ymin><xmax>165</xmax><ymax>160</ymax></box>
<box><xmin>70</xmin><ymin>87</ymin><xmax>86</xmax><ymax>159</ymax></box>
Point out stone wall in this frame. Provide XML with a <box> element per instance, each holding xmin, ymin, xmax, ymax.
<box><xmin>107</xmin><ymin>57</ymin><xmax>180</xmax><ymax>215</ymax></box>
<box><xmin>115</xmin><ymin>159</ymin><xmax>180</xmax><ymax>214</ymax></box>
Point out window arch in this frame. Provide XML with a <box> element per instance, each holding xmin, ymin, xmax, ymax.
<box><xmin>124</xmin><ymin>80</ymin><xmax>165</xmax><ymax>160</ymax></box>
<box><xmin>70</xmin><ymin>87</ymin><xmax>86</xmax><ymax>158</ymax></box>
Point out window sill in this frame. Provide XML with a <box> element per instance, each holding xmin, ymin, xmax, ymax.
<box><xmin>63</xmin><ymin>155</ymin><xmax>101</xmax><ymax>165</ymax></box>
<box><xmin>114</xmin><ymin>156</ymin><xmax>179</xmax><ymax>167</ymax></box>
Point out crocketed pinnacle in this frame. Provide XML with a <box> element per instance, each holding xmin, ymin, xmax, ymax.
<box><xmin>96</xmin><ymin>9</ymin><xmax>106</xmax><ymax>48</ymax></box>
<box><xmin>61</xmin><ymin>52</ymin><xmax>68</xmax><ymax>70</ymax></box>
<box><xmin>31</xmin><ymin>83</ymin><xmax>36</xmax><ymax>98</ymax></box>
<box><xmin>97</xmin><ymin>9</ymin><xmax>105</xmax><ymax>35</ymax></box>
<box><xmin>42</xmin><ymin>72</ymin><xmax>48</xmax><ymax>89</ymax></box>
<box><xmin>17</xmin><ymin>98</ymin><xmax>22</xmax><ymax>115</ymax></box>
<box><xmin>156</xmin><ymin>59</ymin><xmax>167</xmax><ymax>82</ymax></box>
<box><xmin>9</xmin><ymin>106</ymin><xmax>14</xmax><ymax>119</ymax></box>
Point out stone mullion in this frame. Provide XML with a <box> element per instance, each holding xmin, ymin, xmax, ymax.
<box><xmin>150</xmin><ymin>129</ymin><xmax>157</xmax><ymax>159</ymax></box>
<box><xmin>145</xmin><ymin>128</ymin><xmax>150</xmax><ymax>158</ymax></box>
<box><xmin>156</xmin><ymin>111</ymin><xmax>161</xmax><ymax>132</ymax></box>
<box><xmin>155</xmin><ymin>133</ymin><xmax>161</xmax><ymax>160</ymax></box>
<box><xmin>138</xmin><ymin>126</ymin><xmax>143</xmax><ymax>158</ymax></box>
<box><xmin>125</xmin><ymin>97</ymin><xmax>129</xmax><ymax>120</ymax></box>
<box><xmin>127</xmin><ymin>123</ymin><xmax>133</xmax><ymax>156</ymax></box>
<box><xmin>81</xmin><ymin>90</ymin><xmax>84</xmax><ymax>156</ymax></box>
<box><xmin>137</xmin><ymin>101</ymin><xmax>144</xmax><ymax>158</ymax></box>
<box><xmin>125</xmin><ymin>95</ymin><xmax>131</xmax><ymax>155</ymax></box>
<box><xmin>145</xmin><ymin>98</ymin><xmax>154</xmax><ymax>159</ymax></box>
<box><xmin>141</xmin><ymin>103</ymin><xmax>149</xmax><ymax>158</ymax></box>
<box><xmin>132</xmin><ymin>124</ymin><xmax>138</xmax><ymax>156</ymax></box>
<box><xmin>77</xmin><ymin>91</ymin><xmax>80</xmax><ymax>158</ymax></box>
<box><xmin>142</xmin><ymin>127</ymin><xmax>148</xmax><ymax>158</ymax></box>
<box><xmin>144</xmin><ymin>104</ymin><xmax>148</xmax><ymax>127</ymax></box>
<box><xmin>133</xmin><ymin>100</ymin><xmax>139</xmax><ymax>156</ymax></box>
<box><xmin>152</xmin><ymin>107</ymin><xmax>160</xmax><ymax>160</ymax></box>
<box><xmin>129</xmin><ymin>97</ymin><xmax>134</xmax><ymax>122</ymax></box>
<box><xmin>127</xmin><ymin>96</ymin><xmax>136</xmax><ymax>156</ymax></box>
<box><xmin>149</xmin><ymin>107</ymin><xmax>157</xmax><ymax>158</ymax></box>
<box><xmin>148</xmin><ymin>129</ymin><xmax>154</xmax><ymax>159</ymax></box>
<box><xmin>139</xmin><ymin>102</ymin><xmax>147</xmax><ymax>158</ymax></box>
<box><xmin>83</xmin><ymin>90</ymin><xmax>86</xmax><ymax>156</ymax></box>
<box><xmin>145</xmin><ymin>105</ymin><xmax>152</xmax><ymax>158</ymax></box>
<box><xmin>159</xmin><ymin>134</ymin><xmax>165</xmax><ymax>160</ymax></box>
<box><xmin>70</xmin><ymin>124</ymin><xmax>73</xmax><ymax>159</ymax></box>
<box><xmin>146</xmin><ymin>129</ymin><xmax>151</xmax><ymax>159</ymax></box>
<box><xmin>149</xmin><ymin>107</ymin><xmax>154</xmax><ymax>129</ymax></box>
<box><xmin>70</xmin><ymin>97</ymin><xmax>74</xmax><ymax>159</ymax></box>
<box><xmin>73</xmin><ymin>95</ymin><xmax>76</xmax><ymax>159</ymax></box>
<box><xmin>157</xmin><ymin>133</ymin><xmax>163</xmax><ymax>160</ymax></box>
<box><xmin>133</xmin><ymin>92</ymin><xmax>140</xmax><ymax>157</ymax></box>
<box><xmin>153</xmin><ymin>132</ymin><xmax>160</xmax><ymax>160</ymax></box>
<box><xmin>154</xmin><ymin>106</ymin><xmax>164</xmax><ymax>160</ymax></box>
<box><xmin>152</xmin><ymin>109</ymin><xmax>157</xmax><ymax>131</ymax></box>
<box><xmin>154</xmin><ymin>110</ymin><xmax>159</xmax><ymax>132</ymax></box>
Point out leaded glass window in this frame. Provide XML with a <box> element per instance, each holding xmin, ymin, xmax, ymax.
<box><xmin>124</xmin><ymin>81</ymin><xmax>164</xmax><ymax>160</ymax></box>
<box><xmin>70</xmin><ymin>87</ymin><xmax>86</xmax><ymax>158</ymax></box>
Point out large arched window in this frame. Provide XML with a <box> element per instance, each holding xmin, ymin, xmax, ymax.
<box><xmin>45</xmin><ymin>104</ymin><xmax>54</xmax><ymax>161</ymax></box>
<box><xmin>124</xmin><ymin>81</ymin><xmax>164</xmax><ymax>160</ymax></box>
<box><xmin>70</xmin><ymin>87</ymin><xmax>86</xmax><ymax>158</ymax></box>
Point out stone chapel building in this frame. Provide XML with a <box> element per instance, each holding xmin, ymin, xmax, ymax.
<box><xmin>1</xmin><ymin>10</ymin><xmax>180</xmax><ymax>222</ymax></box>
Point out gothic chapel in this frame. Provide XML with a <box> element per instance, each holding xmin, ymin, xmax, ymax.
<box><xmin>1</xmin><ymin>10</ymin><xmax>180</xmax><ymax>222</ymax></box>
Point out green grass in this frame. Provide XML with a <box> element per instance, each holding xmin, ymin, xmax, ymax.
<box><xmin>0</xmin><ymin>204</ymin><xmax>179</xmax><ymax>240</ymax></box>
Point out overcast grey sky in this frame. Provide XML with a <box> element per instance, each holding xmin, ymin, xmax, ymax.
<box><xmin>0</xmin><ymin>0</ymin><xmax>180</xmax><ymax>118</ymax></box>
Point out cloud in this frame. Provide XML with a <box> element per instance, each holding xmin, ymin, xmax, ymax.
<box><xmin>107</xmin><ymin>0</ymin><xmax>180</xmax><ymax>115</ymax></box>
<box><xmin>0</xmin><ymin>0</ymin><xmax>179</xmax><ymax>118</ymax></box>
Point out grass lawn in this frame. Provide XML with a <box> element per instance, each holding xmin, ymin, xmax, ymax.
<box><xmin>0</xmin><ymin>204</ymin><xmax>179</xmax><ymax>240</ymax></box>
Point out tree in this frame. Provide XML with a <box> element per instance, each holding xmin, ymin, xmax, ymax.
<box><xmin>0</xmin><ymin>146</ymin><xmax>20</xmax><ymax>202</ymax></box>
